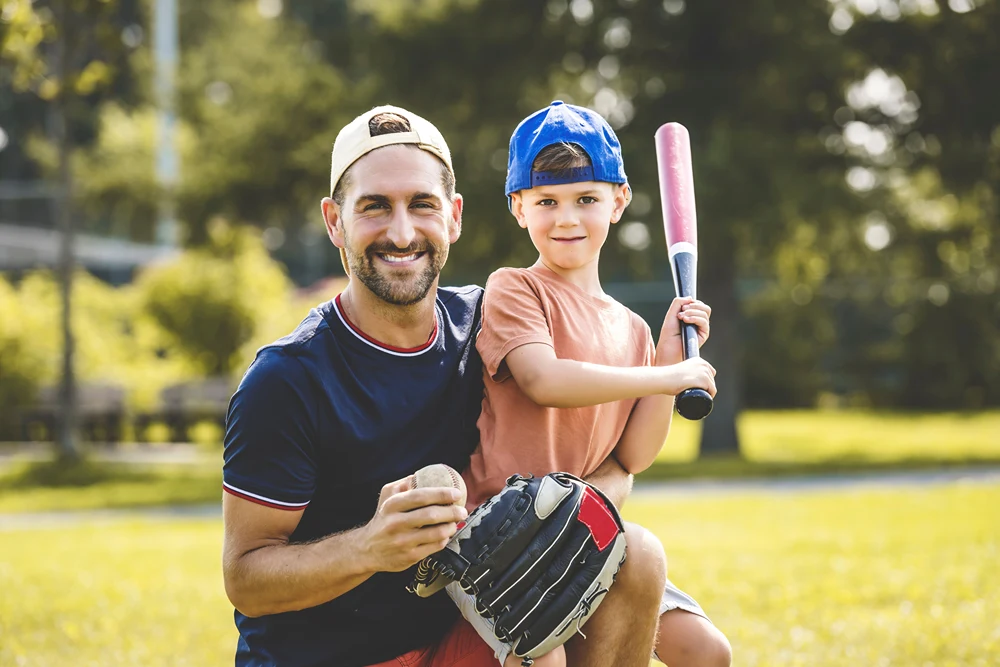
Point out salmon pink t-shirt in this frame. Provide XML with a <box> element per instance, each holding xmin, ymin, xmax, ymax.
<box><xmin>464</xmin><ymin>265</ymin><xmax>655</xmax><ymax>507</ymax></box>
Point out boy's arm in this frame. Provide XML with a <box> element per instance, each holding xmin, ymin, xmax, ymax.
<box><xmin>503</xmin><ymin>343</ymin><xmax>714</xmax><ymax>408</ymax></box>
<box><xmin>613</xmin><ymin>297</ymin><xmax>713</xmax><ymax>474</ymax></box>
<box><xmin>613</xmin><ymin>392</ymin><xmax>675</xmax><ymax>474</ymax></box>
<box><xmin>582</xmin><ymin>453</ymin><xmax>634</xmax><ymax>509</ymax></box>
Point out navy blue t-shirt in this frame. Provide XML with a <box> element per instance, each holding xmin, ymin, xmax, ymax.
<box><xmin>223</xmin><ymin>286</ymin><xmax>484</xmax><ymax>667</ymax></box>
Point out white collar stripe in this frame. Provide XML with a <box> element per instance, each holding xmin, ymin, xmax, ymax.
<box><xmin>333</xmin><ymin>297</ymin><xmax>440</xmax><ymax>358</ymax></box>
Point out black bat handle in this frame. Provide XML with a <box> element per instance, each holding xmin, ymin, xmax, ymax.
<box><xmin>672</xmin><ymin>251</ymin><xmax>714</xmax><ymax>421</ymax></box>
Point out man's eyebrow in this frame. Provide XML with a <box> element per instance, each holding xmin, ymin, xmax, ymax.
<box><xmin>355</xmin><ymin>194</ymin><xmax>391</xmax><ymax>207</ymax></box>
<box><xmin>410</xmin><ymin>192</ymin><xmax>440</xmax><ymax>202</ymax></box>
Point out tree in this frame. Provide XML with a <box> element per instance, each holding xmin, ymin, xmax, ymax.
<box><xmin>1</xmin><ymin>0</ymin><xmax>129</xmax><ymax>459</ymax></box>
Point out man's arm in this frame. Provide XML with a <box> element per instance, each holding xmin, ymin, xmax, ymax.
<box><xmin>222</xmin><ymin>478</ymin><xmax>467</xmax><ymax>617</ymax></box>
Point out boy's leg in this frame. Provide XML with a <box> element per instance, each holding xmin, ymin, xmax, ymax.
<box><xmin>564</xmin><ymin>522</ymin><xmax>666</xmax><ymax>667</ymax></box>
<box><xmin>653</xmin><ymin>582</ymin><xmax>732</xmax><ymax>667</ymax></box>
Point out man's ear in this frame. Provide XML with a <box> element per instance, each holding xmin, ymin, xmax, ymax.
<box><xmin>321</xmin><ymin>197</ymin><xmax>345</xmax><ymax>248</ymax></box>
<box><xmin>448</xmin><ymin>193</ymin><xmax>464</xmax><ymax>243</ymax></box>
<box><xmin>609</xmin><ymin>184</ymin><xmax>630</xmax><ymax>225</ymax></box>
<box><xmin>510</xmin><ymin>193</ymin><xmax>528</xmax><ymax>229</ymax></box>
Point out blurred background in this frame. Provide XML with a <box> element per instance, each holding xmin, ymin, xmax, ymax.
<box><xmin>1</xmin><ymin>0</ymin><xmax>998</xmax><ymax>665</ymax></box>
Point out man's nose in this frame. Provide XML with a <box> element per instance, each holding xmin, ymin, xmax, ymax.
<box><xmin>386</xmin><ymin>207</ymin><xmax>417</xmax><ymax>248</ymax></box>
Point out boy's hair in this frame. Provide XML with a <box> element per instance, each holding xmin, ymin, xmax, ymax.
<box><xmin>531</xmin><ymin>142</ymin><xmax>592</xmax><ymax>177</ymax></box>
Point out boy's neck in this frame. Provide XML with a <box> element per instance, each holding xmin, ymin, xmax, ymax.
<box><xmin>533</xmin><ymin>257</ymin><xmax>605</xmax><ymax>297</ymax></box>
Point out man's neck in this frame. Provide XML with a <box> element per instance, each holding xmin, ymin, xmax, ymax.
<box><xmin>339</xmin><ymin>282</ymin><xmax>439</xmax><ymax>350</ymax></box>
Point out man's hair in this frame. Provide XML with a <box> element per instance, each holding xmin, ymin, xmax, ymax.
<box><xmin>331</xmin><ymin>112</ymin><xmax>456</xmax><ymax>206</ymax></box>
<box><xmin>531</xmin><ymin>142</ymin><xmax>592</xmax><ymax>176</ymax></box>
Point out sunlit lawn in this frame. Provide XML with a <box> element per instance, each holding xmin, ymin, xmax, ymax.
<box><xmin>2</xmin><ymin>483</ymin><xmax>997</xmax><ymax>666</ymax></box>
<box><xmin>656</xmin><ymin>409</ymin><xmax>1000</xmax><ymax>463</ymax></box>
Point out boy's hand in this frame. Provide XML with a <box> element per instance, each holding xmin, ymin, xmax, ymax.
<box><xmin>662</xmin><ymin>357</ymin><xmax>717</xmax><ymax>397</ymax></box>
<box><xmin>655</xmin><ymin>297</ymin><xmax>712</xmax><ymax>367</ymax></box>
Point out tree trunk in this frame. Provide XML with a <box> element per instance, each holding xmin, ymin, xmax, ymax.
<box><xmin>697</xmin><ymin>262</ymin><xmax>741</xmax><ymax>458</ymax></box>
<box><xmin>53</xmin><ymin>0</ymin><xmax>79</xmax><ymax>462</ymax></box>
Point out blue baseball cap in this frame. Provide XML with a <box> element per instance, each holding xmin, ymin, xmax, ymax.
<box><xmin>505</xmin><ymin>100</ymin><xmax>628</xmax><ymax>197</ymax></box>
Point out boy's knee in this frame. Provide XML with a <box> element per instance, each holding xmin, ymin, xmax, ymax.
<box><xmin>663</xmin><ymin>622</ymin><xmax>732</xmax><ymax>667</ymax></box>
<box><xmin>705</xmin><ymin>631</ymin><xmax>733</xmax><ymax>667</ymax></box>
<box><xmin>617</xmin><ymin>523</ymin><xmax>667</xmax><ymax>601</ymax></box>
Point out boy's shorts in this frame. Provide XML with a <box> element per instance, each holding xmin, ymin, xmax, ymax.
<box><xmin>366</xmin><ymin>617</ymin><xmax>496</xmax><ymax>667</ymax></box>
<box><xmin>660</xmin><ymin>577</ymin><xmax>711</xmax><ymax>621</ymax></box>
<box><xmin>447</xmin><ymin>579</ymin><xmax>712</xmax><ymax>666</ymax></box>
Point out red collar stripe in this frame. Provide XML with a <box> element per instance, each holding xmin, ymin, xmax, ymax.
<box><xmin>334</xmin><ymin>294</ymin><xmax>438</xmax><ymax>356</ymax></box>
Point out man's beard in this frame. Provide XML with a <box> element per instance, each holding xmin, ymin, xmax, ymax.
<box><xmin>344</xmin><ymin>238</ymin><xmax>448</xmax><ymax>306</ymax></box>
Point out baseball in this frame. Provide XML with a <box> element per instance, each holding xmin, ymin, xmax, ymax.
<box><xmin>411</xmin><ymin>463</ymin><xmax>467</xmax><ymax>508</ymax></box>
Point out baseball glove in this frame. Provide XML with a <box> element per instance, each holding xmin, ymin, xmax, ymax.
<box><xmin>408</xmin><ymin>472</ymin><xmax>627</xmax><ymax>665</ymax></box>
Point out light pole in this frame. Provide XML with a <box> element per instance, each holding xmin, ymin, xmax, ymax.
<box><xmin>154</xmin><ymin>0</ymin><xmax>179</xmax><ymax>248</ymax></box>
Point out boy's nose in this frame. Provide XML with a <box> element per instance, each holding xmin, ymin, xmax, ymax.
<box><xmin>554</xmin><ymin>205</ymin><xmax>579</xmax><ymax>227</ymax></box>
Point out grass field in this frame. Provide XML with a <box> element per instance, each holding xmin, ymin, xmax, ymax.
<box><xmin>2</xmin><ymin>482</ymin><xmax>997</xmax><ymax>666</ymax></box>
<box><xmin>3</xmin><ymin>409</ymin><xmax>998</xmax><ymax>514</ymax></box>
<box><xmin>655</xmin><ymin>409</ymin><xmax>1000</xmax><ymax>464</ymax></box>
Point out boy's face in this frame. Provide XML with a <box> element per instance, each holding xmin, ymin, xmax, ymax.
<box><xmin>510</xmin><ymin>181</ymin><xmax>629</xmax><ymax>274</ymax></box>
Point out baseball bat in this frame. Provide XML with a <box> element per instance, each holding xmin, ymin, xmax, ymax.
<box><xmin>654</xmin><ymin>122</ymin><xmax>714</xmax><ymax>421</ymax></box>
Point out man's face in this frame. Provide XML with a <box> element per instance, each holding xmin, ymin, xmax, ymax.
<box><xmin>323</xmin><ymin>145</ymin><xmax>462</xmax><ymax>306</ymax></box>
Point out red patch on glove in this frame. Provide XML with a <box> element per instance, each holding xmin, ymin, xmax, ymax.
<box><xmin>577</xmin><ymin>487</ymin><xmax>618</xmax><ymax>551</ymax></box>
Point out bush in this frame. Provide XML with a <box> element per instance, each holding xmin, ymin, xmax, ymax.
<box><xmin>134</xmin><ymin>222</ymin><xmax>295</xmax><ymax>376</ymax></box>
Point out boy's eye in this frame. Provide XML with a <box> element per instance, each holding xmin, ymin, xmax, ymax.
<box><xmin>579</xmin><ymin>196</ymin><xmax>598</xmax><ymax>204</ymax></box>
<box><xmin>536</xmin><ymin>198</ymin><xmax>556</xmax><ymax>206</ymax></box>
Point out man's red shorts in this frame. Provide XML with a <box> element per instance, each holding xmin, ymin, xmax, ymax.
<box><xmin>367</xmin><ymin>619</ymin><xmax>496</xmax><ymax>667</ymax></box>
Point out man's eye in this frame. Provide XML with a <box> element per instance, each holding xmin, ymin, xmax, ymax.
<box><xmin>363</xmin><ymin>202</ymin><xmax>387</xmax><ymax>211</ymax></box>
<box><xmin>411</xmin><ymin>201</ymin><xmax>433</xmax><ymax>209</ymax></box>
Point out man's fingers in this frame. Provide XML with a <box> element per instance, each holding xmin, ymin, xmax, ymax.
<box><xmin>383</xmin><ymin>487</ymin><xmax>463</xmax><ymax>513</ymax></box>
<box><xmin>377</xmin><ymin>476</ymin><xmax>414</xmax><ymax>508</ymax></box>
<box><xmin>399</xmin><ymin>503</ymin><xmax>468</xmax><ymax>529</ymax></box>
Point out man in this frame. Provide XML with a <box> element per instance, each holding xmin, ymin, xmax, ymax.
<box><xmin>222</xmin><ymin>105</ymin><xmax>666</xmax><ymax>667</ymax></box>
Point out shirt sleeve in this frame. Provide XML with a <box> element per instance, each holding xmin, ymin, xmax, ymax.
<box><xmin>223</xmin><ymin>348</ymin><xmax>318</xmax><ymax>510</ymax></box>
<box><xmin>476</xmin><ymin>269</ymin><xmax>553</xmax><ymax>382</ymax></box>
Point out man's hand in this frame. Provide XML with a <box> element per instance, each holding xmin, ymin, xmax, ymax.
<box><xmin>656</xmin><ymin>297</ymin><xmax>712</xmax><ymax>367</ymax></box>
<box><xmin>360</xmin><ymin>477</ymin><xmax>468</xmax><ymax>573</ymax></box>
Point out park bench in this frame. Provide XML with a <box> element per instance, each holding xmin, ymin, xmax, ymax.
<box><xmin>135</xmin><ymin>377</ymin><xmax>234</xmax><ymax>443</ymax></box>
<box><xmin>19</xmin><ymin>383</ymin><xmax>126</xmax><ymax>443</ymax></box>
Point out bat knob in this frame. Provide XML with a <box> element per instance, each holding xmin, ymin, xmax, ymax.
<box><xmin>676</xmin><ymin>389</ymin><xmax>713</xmax><ymax>421</ymax></box>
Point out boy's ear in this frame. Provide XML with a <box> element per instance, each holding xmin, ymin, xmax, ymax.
<box><xmin>510</xmin><ymin>192</ymin><xmax>528</xmax><ymax>229</ymax></box>
<box><xmin>609</xmin><ymin>184</ymin><xmax>630</xmax><ymax>225</ymax></box>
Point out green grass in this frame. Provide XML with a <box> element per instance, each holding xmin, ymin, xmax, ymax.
<box><xmin>656</xmin><ymin>409</ymin><xmax>1000</xmax><ymax>463</ymax></box>
<box><xmin>0</xmin><ymin>461</ymin><xmax>221</xmax><ymax>514</ymax></box>
<box><xmin>1</xmin><ymin>483</ymin><xmax>997</xmax><ymax>666</ymax></box>
<box><xmin>0</xmin><ymin>519</ymin><xmax>233</xmax><ymax>666</ymax></box>
<box><xmin>1</xmin><ymin>410</ymin><xmax>998</xmax><ymax>513</ymax></box>
<box><xmin>628</xmin><ymin>484</ymin><xmax>1000</xmax><ymax>666</ymax></box>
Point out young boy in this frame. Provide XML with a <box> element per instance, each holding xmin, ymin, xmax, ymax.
<box><xmin>452</xmin><ymin>101</ymin><xmax>732</xmax><ymax>667</ymax></box>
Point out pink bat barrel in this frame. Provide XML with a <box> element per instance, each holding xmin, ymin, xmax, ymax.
<box><xmin>654</xmin><ymin>122</ymin><xmax>713</xmax><ymax>420</ymax></box>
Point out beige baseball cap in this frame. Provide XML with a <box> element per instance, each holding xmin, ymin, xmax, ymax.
<box><xmin>329</xmin><ymin>105</ymin><xmax>454</xmax><ymax>198</ymax></box>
